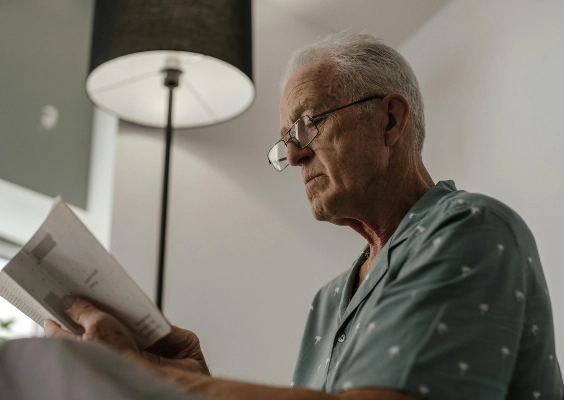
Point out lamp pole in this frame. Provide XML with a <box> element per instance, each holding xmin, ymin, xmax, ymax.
<box><xmin>156</xmin><ymin>65</ymin><xmax>182</xmax><ymax>310</ymax></box>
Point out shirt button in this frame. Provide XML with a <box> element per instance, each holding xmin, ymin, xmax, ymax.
<box><xmin>337</xmin><ymin>334</ymin><xmax>346</xmax><ymax>343</ymax></box>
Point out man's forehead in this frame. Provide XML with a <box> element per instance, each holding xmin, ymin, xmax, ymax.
<box><xmin>279</xmin><ymin>62</ymin><xmax>341</xmax><ymax>132</ymax></box>
<box><xmin>278</xmin><ymin>94</ymin><xmax>322</xmax><ymax>137</ymax></box>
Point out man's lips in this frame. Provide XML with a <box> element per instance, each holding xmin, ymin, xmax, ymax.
<box><xmin>304</xmin><ymin>174</ymin><xmax>323</xmax><ymax>185</ymax></box>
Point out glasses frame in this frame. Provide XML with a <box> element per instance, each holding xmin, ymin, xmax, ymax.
<box><xmin>268</xmin><ymin>94</ymin><xmax>385</xmax><ymax>171</ymax></box>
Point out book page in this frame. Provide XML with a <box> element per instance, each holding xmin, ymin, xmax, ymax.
<box><xmin>1</xmin><ymin>198</ymin><xmax>170</xmax><ymax>348</ymax></box>
<box><xmin>1</xmin><ymin>251</ymin><xmax>84</xmax><ymax>334</ymax></box>
<box><xmin>0</xmin><ymin>270</ymin><xmax>53</xmax><ymax>326</ymax></box>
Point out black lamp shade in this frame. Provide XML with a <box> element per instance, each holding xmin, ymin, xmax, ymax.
<box><xmin>86</xmin><ymin>0</ymin><xmax>254</xmax><ymax>128</ymax></box>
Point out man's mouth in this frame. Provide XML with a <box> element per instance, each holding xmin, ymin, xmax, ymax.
<box><xmin>304</xmin><ymin>174</ymin><xmax>322</xmax><ymax>185</ymax></box>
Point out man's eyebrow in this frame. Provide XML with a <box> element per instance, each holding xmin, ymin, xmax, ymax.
<box><xmin>279</xmin><ymin>95</ymin><xmax>327</xmax><ymax>138</ymax></box>
<box><xmin>279</xmin><ymin>111</ymin><xmax>300</xmax><ymax>139</ymax></box>
<box><xmin>279</xmin><ymin>100</ymin><xmax>318</xmax><ymax>138</ymax></box>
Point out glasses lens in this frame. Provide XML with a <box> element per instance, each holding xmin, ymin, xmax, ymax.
<box><xmin>268</xmin><ymin>117</ymin><xmax>319</xmax><ymax>171</ymax></box>
<box><xmin>293</xmin><ymin>117</ymin><xmax>319</xmax><ymax>147</ymax></box>
<box><xmin>268</xmin><ymin>141</ymin><xmax>288</xmax><ymax>171</ymax></box>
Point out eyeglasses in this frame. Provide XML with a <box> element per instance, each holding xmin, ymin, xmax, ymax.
<box><xmin>267</xmin><ymin>94</ymin><xmax>385</xmax><ymax>171</ymax></box>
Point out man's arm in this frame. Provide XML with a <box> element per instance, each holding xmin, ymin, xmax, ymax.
<box><xmin>124</xmin><ymin>361</ymin><xmax>419</xmax><ymax>400</ymax></box>
<box><xmin>44</xmin><ymin>297</ymin><xmax>419</xmax><ymax>400</ymax></box>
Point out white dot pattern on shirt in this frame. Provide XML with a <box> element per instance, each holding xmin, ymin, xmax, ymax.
<box><xmin>415</xmin><ymin>225</ymin><xmax>426</xmax><ymax>233</ymax></box>
<box><xmin>388</xmin><ymin>346</ymin><xmax>400</xmax><ymax>359</ymax></box>
<box><xmin>501</xmin><ymin>347</ymin><xmax>511</xmax><ymax>359</ymax></box>
<box><xmin>479</xmin><ymin>303</ymin><xmax>489</xmax><ymax>315</ymax></box>
<box><xmin>295</xmin><ymin>193</ymin><xmax>560</xmax><ymax>396</ymax></box>
<box><xmin>437</xmin><ymin>322</ymin><xmax>449</xmax><ymax>334</ymax></box>
<box><xmin>458</xmin><ymin>362</ymin><xmax>469</xmax><ymax>376</ymax></box>
<box><xmin>419</xmin><ymin>385</ymin><xmax>430</xmax><ymax>395</ymax></box>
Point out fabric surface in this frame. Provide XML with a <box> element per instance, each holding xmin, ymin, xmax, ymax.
<box><xmin>292</xmin><ymin>181</ymin><xmax>563</xmax><ymax>399</ymax></box>
<box><xmin>0</xmin><ymin>337</ymin><xmax>198</xmax><ymax>400</ymax></box>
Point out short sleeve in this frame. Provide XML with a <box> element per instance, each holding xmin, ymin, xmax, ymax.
<box><xmin>332</xmin><ymin>204</ymin><xmax>527</xmax><ymax>400</ymax></box>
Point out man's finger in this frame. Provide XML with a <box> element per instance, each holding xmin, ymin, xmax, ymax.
<box><xmin>44</xmin><ymin>319</ymin><xmax>79</xmax><ymax>340</ymax></box>
<box><xmin>61</xmin><ymin>296</ymin><xmax>102</xmax><ymax>326</ymax></box>
<box><xmin>142</xmin><ymin>351</ymin><xmax>209</xmax><ymax>374</ymax></box>
<box><xmin>149</xmin><ymin>326</ymin><xmax>189</xmax><ymax>348</ymax></box>
<box><xmin>146</xmin><ymin>325</ymin><xmax>198</xmax><ymax>356</ymax></box>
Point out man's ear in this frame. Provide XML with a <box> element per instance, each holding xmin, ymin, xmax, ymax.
<box><xmin>384</xmin><ymin>94</ymin><xmax>410</xmax><ymax>147</ymax></box>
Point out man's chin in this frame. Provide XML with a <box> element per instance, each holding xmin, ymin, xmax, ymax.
<box><xmin>309</xmin><ymin>200</ymin><xmax>329</xmax><ymax>222</ymax></box>
<box><xmin>307</xmin><ymin>188</ymin><xmax>343</xmax><ymax>222</ymax></box>
<box><xmin>309</xmin><ymin>199</ymin><xmax>337</xmax><ymax>223</ymax></box>
<box><xmin>311</xmin><ymin>209</ymin><xmax>327</xmax><ymax>222</ymax></box>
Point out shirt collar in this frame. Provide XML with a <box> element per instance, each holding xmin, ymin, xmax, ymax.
<box><xmin>390</xmin><ymin>180</ymin><xmax>458</xmax><ymax>248</ymax></box>
<box><xmin>337</xmin><ymin>180</ymin><xmax>459</xmax><ymax>321</ymax></box>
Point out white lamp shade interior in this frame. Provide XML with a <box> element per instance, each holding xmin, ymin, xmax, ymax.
<box><xmin>86</xmin><ymin>50</ymin><xmax>255</xmax><ymax>128</ymax></box>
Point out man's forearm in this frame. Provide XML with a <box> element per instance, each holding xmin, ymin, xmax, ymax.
<box><xmin>167</xmin><ymin>373</ymin><xmax>339</xmax><ymax>400</ymax></box>
<box><xmin>125</xmin><ymin>351</ymin><xmax>338</xmax><ymax>400</ymax></box>
<box><xmin>124</xmin><ymin>350</ymin><xmax>419</xmax><ymax>400</ymax></box>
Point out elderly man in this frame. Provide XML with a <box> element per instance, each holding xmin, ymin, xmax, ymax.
<box><xmin>43</xmin><ymin>32</ymin><xmax>561</xmax><ymax>399</ymax></box>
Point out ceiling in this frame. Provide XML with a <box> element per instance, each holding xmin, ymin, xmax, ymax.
<box><xmin>263</xmin><ymin>0</ymin><xmax>449</xmax><ymax>47</ymax></box>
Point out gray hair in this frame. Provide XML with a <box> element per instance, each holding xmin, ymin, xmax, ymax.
<box><xmin>281</xmin><ymin>32</ymin><xmax>425</xmax><ymax>153</ymax></box>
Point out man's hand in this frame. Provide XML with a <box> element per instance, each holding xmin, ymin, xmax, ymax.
<box><xmin>44</xmin><ymin>296</ymin><xmax>140</xmax><ymax>357</ymax></box>
<box><xmin>44</xmin><ymin>296</ymin><xmax>209</xmax><ymax>376</ymax></box>
<box><xmin>143</xmin><ymin>325</ymin><xmax>210</xmax><ymax>376</ymax></box>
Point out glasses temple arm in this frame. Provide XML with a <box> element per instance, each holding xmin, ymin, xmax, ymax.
<box><xmin>311</xmin><ymin>94</ymin><xmax>385</xmax><ymax>121</ymax></box>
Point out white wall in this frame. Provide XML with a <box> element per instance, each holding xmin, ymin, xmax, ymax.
<box><xmin>401</xmin><ymin>0</ymin><xmax>564</xmax><ymax>363</ymax></box>
<box><xmin>110</xmin><ymin>0</ymin><xmax>564</xmax><ymax>386</ymax></box>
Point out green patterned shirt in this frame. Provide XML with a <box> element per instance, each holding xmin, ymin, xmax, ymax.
<box><xmin>292</xmin><ymin>181</ymin><xmax>562</xmax><ymax>399</ymax></box>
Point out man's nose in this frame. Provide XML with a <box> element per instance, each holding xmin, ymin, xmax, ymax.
<box><xmin>286</xmin><ymin>140</ymin><xmax>313</xmax><ymax>166</ymax></box>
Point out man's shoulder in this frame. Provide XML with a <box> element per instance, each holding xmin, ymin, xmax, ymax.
<box><xmin>432</xmin><ymin>189</ymin><xmax>525</xmax><ymax>229</ymax></box>
<box><xmin>417</xmin><ymin>188</ymin><xmax>535</xmax><ymax>251</ymax></box>
<box><xmin>437</xmin><ymin>189</ymin><xmax>515</xmax><ymax>214</ymax></box>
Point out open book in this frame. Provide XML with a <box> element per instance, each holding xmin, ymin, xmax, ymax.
<box><xmin>0</xmin><ymin>198</ymin><xmax>170</xmax><ymax>349</ymax></box>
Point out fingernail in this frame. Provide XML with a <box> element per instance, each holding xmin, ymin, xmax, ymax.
<box><xmin>61</xmin><ymin>295</ymin><xmax>78</xmax><ymax>311</ymax></box>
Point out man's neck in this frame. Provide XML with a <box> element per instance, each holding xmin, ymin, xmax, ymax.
<box><xmin>350</xmin><ymin>161</ymin><xmax>434</xmax><ymax>288</ymax></box>
<box><xmin>351</xmin><ymin>176</ymin><xmax>432</xmax><ymax>248</ymax></box>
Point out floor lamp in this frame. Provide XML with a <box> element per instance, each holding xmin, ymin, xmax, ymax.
<box><xmin>84</xmin><ymin>0</ymin><xmax>254</xmax><ymax>310</ymax></box>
